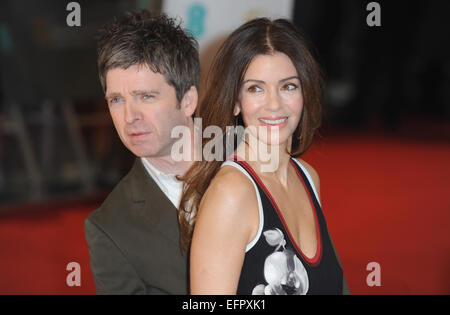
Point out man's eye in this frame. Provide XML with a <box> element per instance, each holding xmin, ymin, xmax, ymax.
<box><xmin>110</xmin><ymin>97</ymin><xmax>122</xmax><ymax>104</ymax></box>
<box><xmin>143</xmin><ymin>94</ymin><xmax>153</xmax><ymax>100</ymax></box>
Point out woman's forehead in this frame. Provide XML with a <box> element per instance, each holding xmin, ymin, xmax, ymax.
<box><xmin>243</xmin><ymin>52</ymin><xmax>298</xmax><ymax>80</ymax></box>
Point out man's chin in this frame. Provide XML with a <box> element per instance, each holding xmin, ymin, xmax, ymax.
<box><xmin>126</xmin><ymin>145</ymin><xmax>158</xmax><ymax>158</ymax></box>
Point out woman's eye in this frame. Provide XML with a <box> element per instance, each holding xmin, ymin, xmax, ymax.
<box><xmin>283</xmin><ymin>83</ymin><xmax>298</xmax><ymax>91</ymax></box>
<box><xmin>248</xmin><ymin>85</ymin><xmax>262</xmax><ymax>93</ymax></box>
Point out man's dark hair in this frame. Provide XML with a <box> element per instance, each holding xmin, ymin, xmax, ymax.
<box><xmin>97</xmin><ymin>10</ymin><xmax>200</xmax><ymax>102</ymax></box>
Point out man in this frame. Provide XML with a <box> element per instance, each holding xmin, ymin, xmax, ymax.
<box><xmin>85</xmin><ymin>10</ymin><xmax>199</xmax><ymax>294</ymax></box>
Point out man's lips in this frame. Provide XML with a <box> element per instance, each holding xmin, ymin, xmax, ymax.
<box><xmin>129</xmin><ymin>131</ymin><xmax>151</xmax><ymax>136</ymax></box>
<box><xmin>127</xmin><ymin>131</ymin><xmax>152</xmax><ymax>139</ymax></box>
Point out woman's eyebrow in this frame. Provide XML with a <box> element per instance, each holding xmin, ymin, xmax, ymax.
<box><xmin>279</xmin><ymin>76</ymin><xmax>301</xmax><ymax>82</ymax></box>
<box><xmin>242</xmin><ymin>79</ymin><xmax>265</xmax><ymax>85</ymax></box>
<box><xmin>242</xmin><ymin>76</ymin><xmax>300</xmax><ymax>85</ymax></box>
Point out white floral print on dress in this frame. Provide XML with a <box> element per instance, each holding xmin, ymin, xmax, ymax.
<box><xmin>252</xmin><ymin>228</ymin><xmax>309</xmax><ymax>295</ymax></box>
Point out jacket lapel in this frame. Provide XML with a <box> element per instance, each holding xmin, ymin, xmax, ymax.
<box><xmin>128</xmin><ymin>158</ymin><xmax>181</xmax><ymax>246</ymax></box>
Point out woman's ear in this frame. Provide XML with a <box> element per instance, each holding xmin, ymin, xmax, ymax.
<box><xmin>180</xmin><ymin>86</ymin><xmax>198</xmax><ymax>117</ymax></box>
<box><xmin>233</xmin><ymin>104</ymin><xmax>241</xmax><ymax>116</ymax></box>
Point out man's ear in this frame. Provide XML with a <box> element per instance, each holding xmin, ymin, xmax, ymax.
<box><xmin>180</xmin><ymin>86</ymin><xmax>198</xmax><ymax>117</ymax></box>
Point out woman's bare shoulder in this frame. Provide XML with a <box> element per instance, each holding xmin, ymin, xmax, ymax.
<box><xmin>203</xmin><ymin>165</ymin><xmax>256</xmax><ymax>207</ymax></box>
<box><xmin>190</xmin><ymin>165</ymin><xmax>258</xmax><ymax>294</ymax></box>
<box><xmin>194</xmin><ymin>164</ymin><xmax>259</xmax><ymax>250</ymax></box>
<box><xmin>213</xmin><ymin>164</ymin><xmax>254</xmax><ymax>189</ymax></box>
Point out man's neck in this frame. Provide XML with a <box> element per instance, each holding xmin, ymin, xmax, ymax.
<box><xmin>144</xmin><ymin>156</ymin><xmax>192</xmax><ymax>176</ymax></box>
<box><xmin>144</xmin><ymin>120</ymin><xmax>197</xmax><ymax>176</ymax></box>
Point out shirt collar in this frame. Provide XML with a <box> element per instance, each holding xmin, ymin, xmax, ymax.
<box><xmin>141</xmin><ymin>157</ymin><xmax>178</xmax><ymax>181</ymax></box>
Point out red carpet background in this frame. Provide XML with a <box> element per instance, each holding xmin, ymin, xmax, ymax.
<box><xmin>0</xmin><ymin>134</ymin><xmax>449</xmax><ymax>294</ymax></box>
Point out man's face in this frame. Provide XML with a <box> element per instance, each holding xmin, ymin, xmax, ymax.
<box><xmin>105</xmin><ymin>64</ymin><xmax>190</xmax><ymax>159</ymax></box>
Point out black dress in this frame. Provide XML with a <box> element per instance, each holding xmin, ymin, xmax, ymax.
<box><xmin>221</xmin><ymin>156</ymin><xmax>344</xmax><ymax>295</ymax></box>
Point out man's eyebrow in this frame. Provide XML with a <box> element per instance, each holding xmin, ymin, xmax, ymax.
<box><xmin>130</xmin><ymin>89</ymin><xmax>160</xmax><ymax>96</ymax></box>
<box><xmin>105</xmin><ymin>92</ymin><xmax>123</xmax><ymax>100</ymax></box>
<box><xmin>105</xmin><ymin>90</ymin><xmax>160</xmax><ymax>99</ymax></box>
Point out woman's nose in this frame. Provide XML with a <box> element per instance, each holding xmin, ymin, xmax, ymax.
<box><xmin>266</xmin><ymin>89</ymin><xmax>282</xmax><ymax>111</ymax></box>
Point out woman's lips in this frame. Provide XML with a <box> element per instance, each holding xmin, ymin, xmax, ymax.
<box><xmin>258</xmin><ymin>117</ymin><xmax>288</xmax><ymax>127</ymax></box>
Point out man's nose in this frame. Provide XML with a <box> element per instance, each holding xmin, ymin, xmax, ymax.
<box><xmin>124</xmin><ymin>101</ymin><xmax>141</xmax><ymax>124</ymax></box>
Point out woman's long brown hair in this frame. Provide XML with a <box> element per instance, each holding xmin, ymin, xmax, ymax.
<box><xmin>178</xmin><ymin>18</ymin><xmax>324</xmax><ymax>255</ymax></box>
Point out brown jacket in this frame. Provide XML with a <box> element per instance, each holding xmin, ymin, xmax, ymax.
<box><xmin>85</xmin><ymin>159</ymin><xmax>187</xmax><ymax>294</ymax></box>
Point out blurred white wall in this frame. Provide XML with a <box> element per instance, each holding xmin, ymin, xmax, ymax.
<box><xmin>162</xmin><ymin>0</ymin><xmax>294</xmax><ymax>95</ymax></box>
<box><xmin>163</xmin><ymin>0</ymin><xmax>293</xmax><ymax>52</ymax></box>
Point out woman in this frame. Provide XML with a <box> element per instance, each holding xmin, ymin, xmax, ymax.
<box><xmin>179</xmin><ymin>18</ymin><xmax>349</xmax><ymax>295</ymax></box>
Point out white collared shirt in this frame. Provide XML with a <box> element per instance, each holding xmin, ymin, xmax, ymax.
<box><xmin>140</xmin><ymin>157</ymin><xmax>183</xmax><ymax>209</ymax></box>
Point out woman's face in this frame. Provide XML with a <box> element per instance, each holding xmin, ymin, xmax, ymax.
<box><xmin>235</xmin><ymin>52</ymin><xmax>303</xmax><ymax>148</ymax></box>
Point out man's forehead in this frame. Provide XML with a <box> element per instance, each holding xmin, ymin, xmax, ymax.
<box><xmin>105</xmin><ymin>64</ymin><xmax>168</xmax><ymax>93</ymax></box>
<box><xmin>106</xmin><ymin>63</ymin><xmax>161</xmax><ymax>77</ymax></box>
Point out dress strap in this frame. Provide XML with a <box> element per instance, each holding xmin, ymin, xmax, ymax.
<box><xmin>290</xmin><ymin>158</ymin><xmax>321</xmax><ymax>207</ymax></box>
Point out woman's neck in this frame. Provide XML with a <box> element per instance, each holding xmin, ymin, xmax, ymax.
<box><xmin>235</xmin><ymin>132</ymin><xmax>292</xmax><ymax>186</ymax></box>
